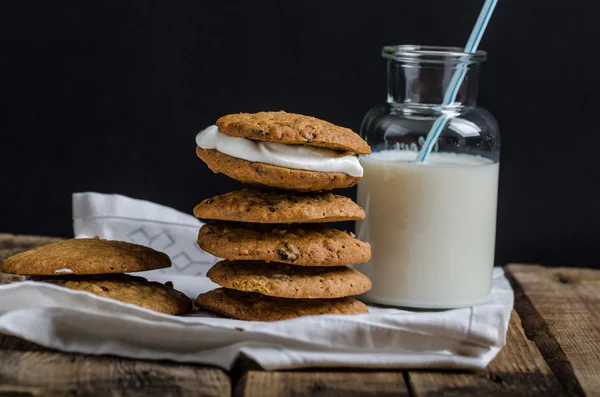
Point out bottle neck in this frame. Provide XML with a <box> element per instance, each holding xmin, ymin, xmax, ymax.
<box><xmin>386</xmin><ymin>60</ymin><xmax>481</xmax><ymax>109</ymax></box>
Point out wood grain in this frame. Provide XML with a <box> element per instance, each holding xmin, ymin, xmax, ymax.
<box><xmin>235</xmin><ymin>371</ymin><xmax>409</xmax><ymax>397</ymax></box>
<box><xmin>0</xmin><ymin>334</ymin><xmax>230</xmax><ymax>397</ymax></box>
<box><xmin>507</xmin><ymin>264</ymin><xmax>600</xmax><ymax>397</ymax></box>
<box><xmin>0</xmin><ymin>233</ymin><xmax>62</xmax><ymax>251</ymax></box>
<box><xmin>405</xmin><ymin>311</ymin><xmax>565</xmax><ymax>396</ymax></box>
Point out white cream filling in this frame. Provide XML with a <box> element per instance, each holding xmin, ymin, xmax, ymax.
<box><xmin>54</xmin><ymin>268</ymin><xmax>73</xmax><ymax>274</ymax></box>
<box><xmin>195</xmin><ymin>125</ymin><xmax>363</xmax><ymax>177</ymax></box>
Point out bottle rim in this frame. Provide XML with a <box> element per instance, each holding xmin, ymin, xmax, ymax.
<box><xmin>382</xmin><ymin>45</ymin><xmax>487</xmax><ymax>64</ymax></box>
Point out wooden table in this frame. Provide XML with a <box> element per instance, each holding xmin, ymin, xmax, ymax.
<box><xmin>1</xmin><ymin>233</ymin><xmax>599</xmax><ymax>396</ymax></box>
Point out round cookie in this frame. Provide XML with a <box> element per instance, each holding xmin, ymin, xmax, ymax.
<box><xmin>196</xmin><ymin>288</ymin><xmax>369</xmax><ymax>321</ymax></box>
<box><xmin>196</xmin><ymin>147</ymin><xmax>361</xmax><ymax>191</ymax></box>
<box><xmin>2</xmin><ymin>237</ymin><xmax>171</xmax><ymax>275</ymax></box>
<box><xmin>38</xmin><ymin>274</ymin><xmax>191</xmax><ymax>315</ymax></box>
<box><xmin>193</xmin><ymin>188</ymin><xmax>365</xmax><ymax>224</ymax></box>
<box><xmin>197</xmin><ymin>222</ymin><xmax>371</xmax><ymax>266</ymax></box>
<box><xmin>216</xmin><ymin>111</ymin><xmax>371</xmax><ymax>154</ymax></box>
<box><xmin>207</xmin><ymin>260</ymin><xmax>371</xmax><ymax>299</ymax></box>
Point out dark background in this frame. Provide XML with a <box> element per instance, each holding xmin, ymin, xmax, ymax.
<box><xmin>1</xmin><ymin>1</ymin><xmax>598</xmax><ymax>268</ymax></box>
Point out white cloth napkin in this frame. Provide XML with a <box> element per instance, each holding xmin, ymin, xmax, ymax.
<box><xmin>72</xmin><ymin>192</ymin><xmax>218</xmax><ymax>276</ymax></box>
<box><xmin>0</xmin><ymin>192</ymin><xmax>514</xmax><ymax>371</ymax></box>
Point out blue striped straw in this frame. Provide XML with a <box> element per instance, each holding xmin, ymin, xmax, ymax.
<box><xmin>415</xmin><ymin>0</ymin><xmax>499</xmax><ymax>163</ymax></box>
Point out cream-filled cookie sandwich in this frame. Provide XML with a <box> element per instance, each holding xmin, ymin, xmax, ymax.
<box><xmin>195</xmin><ymin>111</ymin><xmax>370</xmax><ymax>191</ymax></box>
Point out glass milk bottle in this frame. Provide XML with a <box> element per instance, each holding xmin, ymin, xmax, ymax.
<box><xmin>355</xmin><ymin>45</ymin><xmax>500</xmax><ymax>309</ymax></box>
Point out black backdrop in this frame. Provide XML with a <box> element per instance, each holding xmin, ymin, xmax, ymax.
<box><xmin>1</xmin><ymin>1</ymin><xmax>599</xmax><ymax>268</ymax></box>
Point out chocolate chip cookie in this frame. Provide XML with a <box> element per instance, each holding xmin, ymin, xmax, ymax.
<box><xmin>193</xmin><ymin>188</ymin><xmax>364</xmax><ymax>223</ymax></box>
<box><xmin>2</xmin><ymin>237</ymin><xmax>171</xmax><ymax>275</ymax></box>
<box><xmin>206</xmin><ymin>260</ymin><xmax>371</xmax><ymax>299</ymax></box>
<box><xmin>216</xmin><ymin>111</ymin><xmax>371</xmax><ymax>154</ymax></box>
<box><xmin>196</xmin><ymin>147</ymin><xmax>362</xmax><ymax>191</ymax></box>
<box><xmin>195</xmin><ymin>287</ymin><xmax>369</xmax><ymax>321</ymax></box>
<box><xmin>197</xmin><ymin>222</ymin><xmax>371</xmax><ymax>266</ymax></box>
<box><xmin>39</xmin><ymin>274</ymin><xmax>191</xmax><ymax>315</ymax></box>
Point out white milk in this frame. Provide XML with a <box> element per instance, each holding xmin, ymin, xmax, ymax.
<box><xmin>355</xmin><ymin>151</ymin><xmax>499</xmax><ymax>308</ymax></box>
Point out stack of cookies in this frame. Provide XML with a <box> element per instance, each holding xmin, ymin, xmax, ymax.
<box><xmin>193</xmin><ymin>111</ymin><xmax>373</xmax><ymax>321</ymax></box>
<box><xmin>2</xmin><ymin>237</ymin><xmax>192</xmax><ymax>315</ymax></box>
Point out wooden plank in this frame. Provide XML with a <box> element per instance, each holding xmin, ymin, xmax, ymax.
<box><xmin>0</xmin><ymin>233</ymin><xmax>62</xmax><ymax>250</ymax></box>
<box><xmin>507</xmin><ymin>264</ymin><xmax>600</xmax><ymax>397</ymax></box>
<box><xmin>0</xmin><ymin>334</ymin><xmax>230</xmax><ymax>397</ymax></box>
<box><xmin>405</xmin><ymin>311</ymin><xmax>566</xmax><ymax>396</ymax></box>
<box><xmin>235</xmin><ymin>370</ymin><xmax>409</xmax><ymax>397</ymax></box>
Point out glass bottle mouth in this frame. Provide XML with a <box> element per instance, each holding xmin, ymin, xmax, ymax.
<box><xmin>382</xmin><ymin>45</ymin><xmax>487</xmax><ymax>65</ymax></box>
